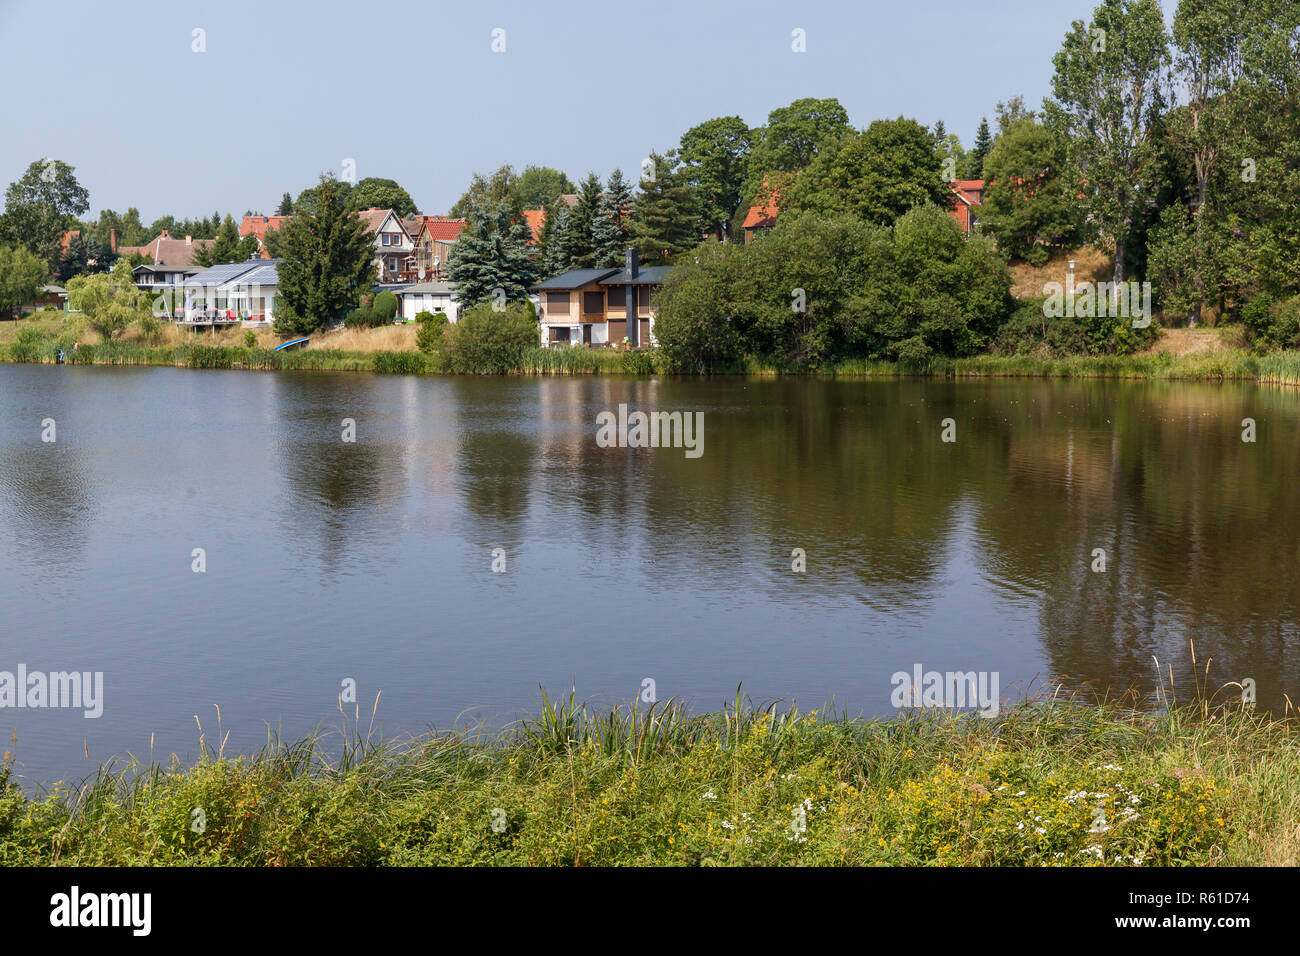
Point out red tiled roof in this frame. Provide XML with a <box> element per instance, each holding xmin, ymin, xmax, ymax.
<box><xmin>416</xmin><ymin>216</ymin><xmax>466</xmax><ymax>241</ymax></box>
<box><xmin>742</xmin><ymin>196</ymin><xmax>780</xmax><ymax>230</ymax></box>
<box><xmin>522</xmin><ymin>209</ymin><xmax>545</xmax><ymax>244</ymax></box>
<box><xmin>950</xmin><ymin>180</ymin><xmax>984</xmax><ymax>205</ymax></box>
<box><xmin>239</xmin><ymin>215</ymin><xmax>292</xmax><ymax>239</ymax></box>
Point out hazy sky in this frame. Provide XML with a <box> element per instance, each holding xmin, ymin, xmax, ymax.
<box><xmin>2</xmin><ymin>0</ymin><xmax>1106</xmax><ymax>221</ymax></box>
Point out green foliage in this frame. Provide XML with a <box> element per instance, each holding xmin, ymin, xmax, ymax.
<box><xmin>743</xmin><ymin>97</ymin><xmax>852</xmax><ymax>199</ymax></box>
<box><xmin>66</xmin><ymin>259</ymin><xmax>151</xmax><ymax>343</ymax></box>
<box><xmin>415</xmin><ymin>310</ymin><xmax>448</xmax><ymax>353</ymax></box>
<box><xmin>0</xmin><ymin>243</ymin><xmax>48</xmax><ymax>318</ymax></box>
<box><xmin>629</xmin><ymin>152</ymin><xmax>698</xmax><ymax>264</ymax></box>
<box><xmin>592</xmin><ymin>170</ymin><xmax>634</xmax><ymax>267</ymax></box>
<box><xmin>1046</xmin><ymin>0</ymin><xmax>1171</xmax><ymax>284</ymax></box>
<box><xmin>783</xmin><ymin>117</ymin><xmax>951</xmax><ymax>226</ymax></box>
<box><xmin>513</xmin><ymin>166</ymin><xmax>575</xmax><ymax>210</ymax></box>
<box><xmin>275</xmin><ymin>177</ymin><xmax>376</xmax><ymax>335</ymax></box>
<box><xmin>679</xmin><ymin>116</ymin><xmax>752</xmax><ymax>235</ymax></box>
<box><xmin>372</xmin><ymin>351</ymin><xmax>427</xmax><ymax>374</ymax></box>
<box><xmin>372</xmin><ymin>290</ymin><xmax>398</xmax><ymax>322</ymax></box>
<box><xmin>0</xmin><ymin>689</ymin><xmax>1283</xmax><ymax>866</ymax></box>
<box><xmin>194</xmin><ymin>214</ymin><xmax>257</xmax><ymax>267</ymax></box>
<box><xmin>1243</xmin><ymin>294</ymin><xmax>1300</xmax><ymax>350</ymax></box>
<box><xmin>344</xmin><ymin>306</ymin><xmax>378</xmax><ymax>329</ymax></box>
<box><xmin>450</xmin><ymin>165</ymin><xmax>523</xmax><ymax>221</ymax></box>
<box><xmin>244</xmin><ymin>330</ymin><xmax>257</xmax><ymax>348</ymax></box>
<box><xmin>346</xmin><ymin>178</ymin><xmax>418</xmax><ymax>218</ymax></box>
<box><xmin>447</xmin><ymin>203</ymin><xmax>534</xmax><ymax>309</ymax></box>
<box><xmin>967</xmin><ymin>117</ymin><xmax>993</xmax><ymax>179</ymax></box>
<box><xmin>655</xmin><ymin>207</ymin><xmax>1013</xmax><ymax>371</ymax></box>
<box><xmin>3</xmin><ymin>158</ymin><xmax>90</xmax><ymax>271</ymax></box>
<box><xmin>993</xmin><ymin>295</ymin><xmax>1156</xmax><ymax>357</ymax></box>
<box><xmin>980</xmin><ymin>119</ymin><xmax>1081</xmax><ymax>262</ymax></box>
<box><xmin>436</xmin><ymin>302</ymin><xmax>539</xmax><ymax>373</ymax></box>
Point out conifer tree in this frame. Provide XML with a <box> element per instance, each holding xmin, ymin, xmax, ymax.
<box><xmin>592</xmin><ymin>169</ymin><xmax>634</xmax><ymax>267</ymax></box>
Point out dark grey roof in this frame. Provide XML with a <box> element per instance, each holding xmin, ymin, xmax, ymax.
<box><xmin>598</xmin><ymin>265</ymin><xmax>674</xmax><ymax>286</ymax></box>
<box><xmin>532</xmin><ymin>268</ymin><xmax>619</xmax><ymax>291</ymax></box>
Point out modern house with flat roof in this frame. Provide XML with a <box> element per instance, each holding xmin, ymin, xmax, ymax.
<box><xmin>182</xmin><ymin>260</ymin><xmax>281</xmax><ymax>327</ymax></box>
<box><xmin>532</xmin><ymin>249</ymin><xmax>671</xmax><ymax>348</ymax></box>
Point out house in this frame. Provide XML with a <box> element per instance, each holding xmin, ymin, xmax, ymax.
<box><xmin>411</xmin><ymin>216</ymin><xmax>466</xmax><ymax>281</ymax></box>
<box><xmin>355</xmin><ymin>208</ymin><xmax>414</xmax><ymax>283</ymax></box>
<box><xmin>742</xmin><ymin>192</ymin><xmax>781</xmax><ymax>243</ymax></box>
<box><xmin>520</xmin><ymin>194</ymin><xmax>578</xmax><ymax>246</ymax></box>
<box><xmin>133</xmin><ymin>264</ymin><xmax>202</xmax><ymax>316</ymax></box>
<box><xmin>239</xmin><ymin>215</ymin><xmax>292</xmax><ymax>258</ymax></box>
<box><xmin>182</xmin><ymin>260</ymin><xmax>280</xmax><ymax>327</ymax></box>
<box><xmin>120</xmin><ymin>230</ymin><xmax>215</xmax><ymax>267</ymax></box>
<box><xmin>532</xmin><ymin>249</ymin><xmax>670</xmax><ymax>348</ymax></box>
<box><xmin>949</xmin><ymin>180</ymin><xmax>984</xmax><ymax>235</ymax></box>
<box><xmin>393</xmin><ymin>281</ymin><xmax>460</xmax><ymax>322</ymax></box>
<box><xmin>7</xmin><ymin>284</ymin><xmax>67</xmax><ymax>318</ymax></box>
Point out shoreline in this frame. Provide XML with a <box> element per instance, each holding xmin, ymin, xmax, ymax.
<box><xmin>2</xmin><ymin>693</ymin><xmax>1295</xmax><ymax>866</ymax></box>
<box><xmin>4</xmin><ymin>341</ymin><xmax>1300</xmax><ymax>384</ymax></box>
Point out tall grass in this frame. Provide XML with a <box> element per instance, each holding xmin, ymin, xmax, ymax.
<box><xmin>2</xmin><ymin>666</ymin><xmax>1298</xmax><ymax>866</ymax></box>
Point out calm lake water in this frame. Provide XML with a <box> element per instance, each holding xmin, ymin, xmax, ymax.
<box><xmin>1</xmin><ymin>364</ymin><xmax>1297</xmax><ymax>786</ymax></box>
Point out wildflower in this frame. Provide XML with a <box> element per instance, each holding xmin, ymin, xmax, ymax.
<box><xmin>701</xmin><ymin>789</ymin><xmax>717</xmax><ymax>801</ymax></box>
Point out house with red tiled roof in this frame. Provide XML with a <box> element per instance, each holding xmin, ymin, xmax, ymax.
<box><xmin>949</xmin><ymin>180</ymin><xmax>984</xmax><ymax>236</ymax></box>
<box><xmin>239</xmin><ymin>215</ymin><xmax>292</xmax><ymax>258</ymax></box>
<box><xmin>742</xmin><ymin>193</ymin><xmax>780</xmax><ymax>243</ymax></box>
<box><xmin>411</xmin><ymin>216</ymin><xmax>466</xmax><ymax>281</ymax></box>
<box><xmin>119</xmin><ymin>230</ymin><xmax>214</xmax><ymax>267</ymax></box>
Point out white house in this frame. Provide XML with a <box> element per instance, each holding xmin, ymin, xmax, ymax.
<box><xmin>182</xmin><ymin>260</ymin><xmax>280</xmax><ymax>327</ymax></box>
<box><xmin>356</xmin><ymin>208</ymin><xmax>415</xmax><ymax>283</ymax></box>
<box><xmin>393</xmin><ymin>281</ymin><xmax>459</xmax><ymax>322</ymax></box>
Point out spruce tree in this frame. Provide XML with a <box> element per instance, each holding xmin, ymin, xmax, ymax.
<box><xmin>629</xmin><ymin>151</ymin><xmax>699</xmax><ymax>263</ymax></box>
<box><xmin>275</xmin><ymin>192</ymin><xmax>294</xmax><ymax>216</ymax></box>
<box><xmin>540</xmin><ymin>201</ymin><xmax>570</xmax><ymax>277</ymax></box>
<box><xmin>447</xmin><ymin>202</ymin><xmax>535</xmax><ymax>309</ymax></box>
<box><xmin>566</xmin><ymin>173</ymin><xmax>603</xmax><ymax>268</ymax></box>
<box><xmin>967</xmin><ymin>117</ymin><xmax>993</xmax><ymax>179</ymax></box>
<box><xmin>592</xmin><ymin>169</ymin><xmax>634</xmax><ymax>267</ymax></box>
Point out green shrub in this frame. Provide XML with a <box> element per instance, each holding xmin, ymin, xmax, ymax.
<box><xmin>437</xmin><ymin>302</ymin><xmax>540</xmax><ymax>373</ymax></box>
<box><xmin>183</xmin><ymin>345</ymin><xmax>235</xmax><ymax>369</ymax></box>
<box><xmin>372</xmin><ymin>290</ymin><xmax>399</xmax><ymax>323</ymax></box>
<box><xmin>244</xmin><ymin>330</ymin><xmax>257</xmax><ymax>348</ymax></box>
<box><xmin>344</xmin><ymin>306</ymin><xmax>375</xmax><ymax>329</ymax></box>
<box><xmin>415</xmin><ymin>311</ymin><xmax>449</xmax><ymax>354</ymax></box>
<box><xmin>1243</xmin><ymin>293</ymin><xmax>1300</xmax><ymax>351</ymax></box>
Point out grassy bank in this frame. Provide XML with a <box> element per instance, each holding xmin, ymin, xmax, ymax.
<box><xmin>2</xmin><ymin>685</ymin><xmax>1296</xmax><ymax>866</ymax></box>
<box><xmin>5</xmin><ymin>313</ymin><xmax>1300</xmax><ymax>383</ymax></box>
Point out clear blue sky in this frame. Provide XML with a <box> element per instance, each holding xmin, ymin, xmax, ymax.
<box><xmin>2</xmin><ymin>0</ymin><xmax>1106</xmax><ymax>221</ymax></box>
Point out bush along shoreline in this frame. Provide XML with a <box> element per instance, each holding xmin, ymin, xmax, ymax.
<box><xmin>1</xmin><ymin>684</ymin><xmax>1296</xmax><ymax>866</ymax></box>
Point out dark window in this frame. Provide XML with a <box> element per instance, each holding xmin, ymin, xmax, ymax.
<box><xmin>638</xmin><ymin>286</ymin><xmax>651</xmax><ymax>309</ymax></box>
<box><xmin>583</xmin><ymin>291</ymin><xmax>605</xmax><ymax>315</ymax></box>
<box><xmin>546</xmin><ymin>292</ymin><xmax>570</xmax><ymax>314</ymax></box>
<box><xmin>607</xmin><ymin>286</ymin><xmax>624</xmax><ymax>309</ymax></box>
<box><xmin>553</xmin><ymin>326</ymin><xmax>571</xmax><ymax>342</ymax></box>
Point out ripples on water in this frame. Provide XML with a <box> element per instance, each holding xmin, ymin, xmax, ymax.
<box><xmin>0</xmin><ymin>366</ymin><xmax>1296</xmax><ymax>784</ymax></box>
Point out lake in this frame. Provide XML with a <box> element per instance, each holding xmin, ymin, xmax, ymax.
<box><xmin>1</xmin><ymin>364</ymin><xmax>1296</xmax><ymax>786</ymax></box>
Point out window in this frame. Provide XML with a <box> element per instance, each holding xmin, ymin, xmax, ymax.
<box><xmin>606</xmin><ymin>287</ymin><xmax>625</xmax><ymax>310</ymax></box>
<box><xmin>638</xmin><ymin>286</ymin><xmax>651</xmax><ymax>310</ymax></box>
<box><xmin>546</xmin><ymin>292</ymin><xmax>570</xmax><ymax>315</ymax></box>
<box><xmin>583</xmin><ymin>291</ymin><xmax>605</xmax><ymax>316</ymax></box>
<box><xmin>555</xmin><ymin>326</ymin><xmax>571</xmax><ymax>342</ymax></box>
